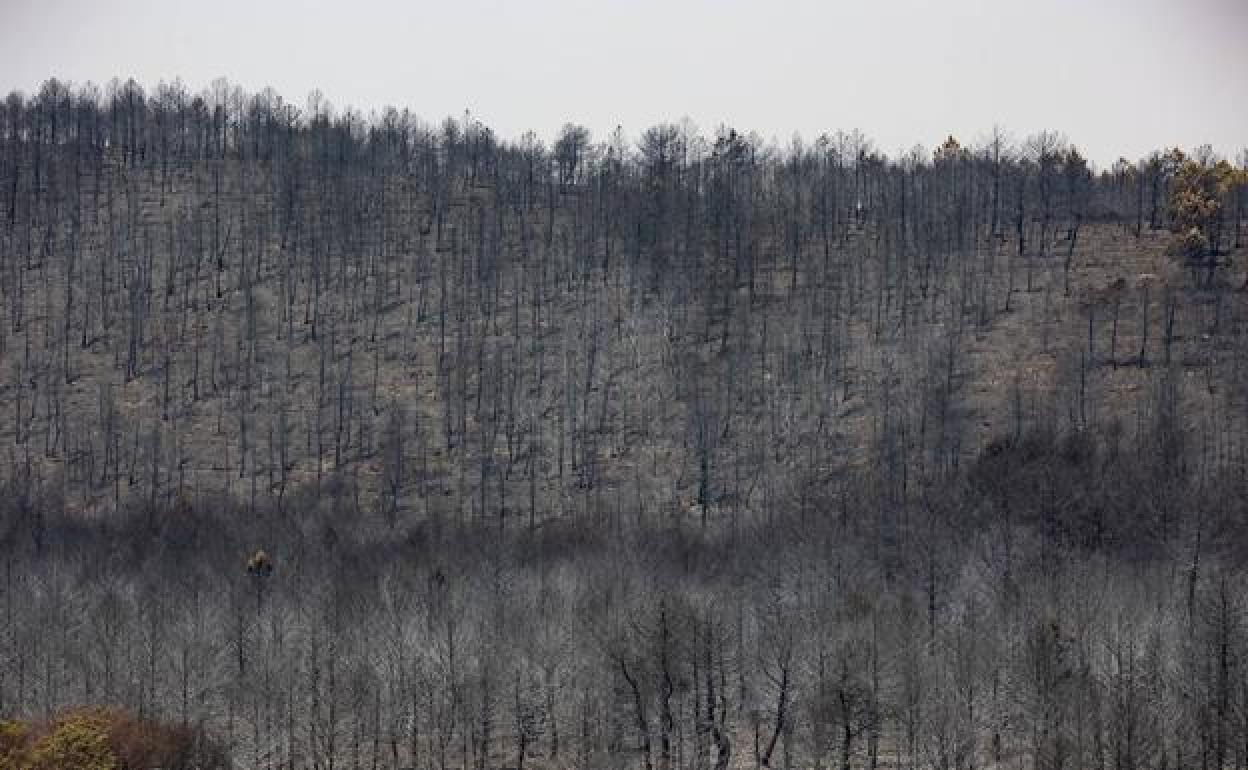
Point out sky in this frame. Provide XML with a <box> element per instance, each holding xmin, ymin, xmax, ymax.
<box><xmin>0</xmin><ymin>0</ymin><xmax>1244</xmax><ymax>168</ymax></box>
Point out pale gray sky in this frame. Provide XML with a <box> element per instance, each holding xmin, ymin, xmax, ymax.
<box><xmin>1</xmin><ymin>0</ymin><xmax>1244</xmax><ymax>167</ymax></box>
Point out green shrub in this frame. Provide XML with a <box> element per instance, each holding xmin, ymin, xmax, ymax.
<box><xmin>0</xmin><ymin>707</ymin><xmax>226</xmax><ymax>770</ymax></box>
<box><xmin>26</xmin><ymin>709</ymin><xmax>118</xmax><ymax>770</ymax></box>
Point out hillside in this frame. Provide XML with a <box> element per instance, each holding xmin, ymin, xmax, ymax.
<box><xmin>2</xmin><ymin>146</ymin><xmax>1244</xmax><ymax>533</ymax></box>
<box><xmin>2</xmin><ymin>81</ymin><xmax>1248</xmax><ymax>770</ymax></box>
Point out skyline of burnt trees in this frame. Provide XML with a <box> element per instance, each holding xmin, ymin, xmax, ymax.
<box><xmin>1</xmin><ymin>76</ymin><xmax>1247</xmax><ymax>770</ymax></box>
<box><xmin>1</xmin><ymin>77</ymin><xmax>1244</xmax><ymax>524</ymax></box>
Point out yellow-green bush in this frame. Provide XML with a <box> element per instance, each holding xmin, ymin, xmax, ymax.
<box><xmin>1167</xmin><ymin>154</ymin><xmax>1241</xmax><ymax>257</ymax></box>
<box><xmin>0</xmin><ymin>720</ymin><xmax>32</xmax><ymax>768</ymax></box>
<box><xmin>25</xmin><ymin>709</ymin><xmax>118</xmax><ymax>770</ymax></box>
<box><xmin>0</xmin><ymin>707</ymin><xmax>224</xmax><ymax>770</ymax></box>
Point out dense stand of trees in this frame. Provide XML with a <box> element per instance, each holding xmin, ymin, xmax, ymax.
<box><xmin>1</xmin><ymin>77</ymin><xmax>1247</xmax><ymax>769</ymax></box>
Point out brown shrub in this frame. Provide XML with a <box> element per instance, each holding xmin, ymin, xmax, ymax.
<box><xmin>107</xmin><ymin>712</ymin><xmax>195</xmax><ymax>769</ymax></box>
<box><xmin>1166</xmin><ymin>226</ymin><xmax>1209</xmax><ymax>259</ymax></box>
<box><xmin>0</xmin><ymin>707</ymin><xmax>226</xmax><ymax>770</ymax></box>
<box><xmin>0</xmin><ymin>720</ymin><xmax>32</xmax><ymax>767</ymax></box>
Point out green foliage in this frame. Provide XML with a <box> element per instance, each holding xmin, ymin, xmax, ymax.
<box><xmin>246</xmin><ymin>548</ymin><xmax>273</xmax><ymax>577</ymax></box>
<box><xmin>933</xmin><ymin>134</ymin><xmax>966</xmax><ymax>164</ymax></box>
<box><xmin>25</xmin><ymin>709</ymin><xmax>118</xmax><ymax>770</ymax></box>
<box><xmin>0</xmin><ymin>708</ymin><xmax>225</xmax><ymax>770</ymax></box>
<box><xmin>1168</xmin><ymin>153</ymin><xmax>1240</xmax><ymax>257</ymax></box>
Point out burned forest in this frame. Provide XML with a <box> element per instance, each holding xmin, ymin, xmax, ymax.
<box><xmin>1</xmin><ymin>78</ymin><xmax>1248</xmax><ymax>770</ymax></box>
